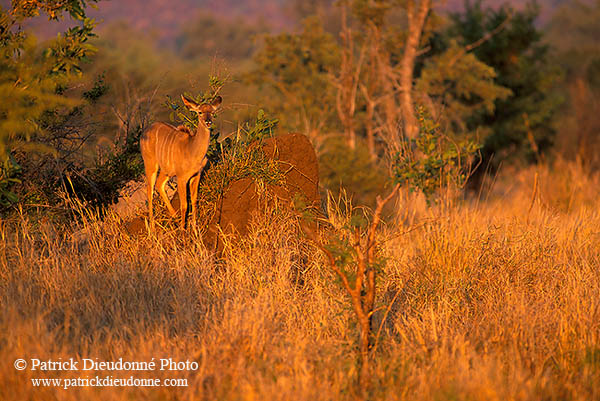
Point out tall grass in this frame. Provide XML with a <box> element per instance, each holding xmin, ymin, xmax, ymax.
<box><xmin>1</xmin><ymin>162</ymin><xmax>599</xmax><ymax>400</ymax></box>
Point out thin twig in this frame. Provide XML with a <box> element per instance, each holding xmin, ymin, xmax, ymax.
<box><xmin>464</xmin><ymin>11</ymin><xmax>513</xmax><ymax>53</ymax></box>
<box><xmin>526</xmin><ymin>171</ymin><xmax>538</xmax><ymax>225</ymax></box>
<box><xmin>449</xmin><ymin>11</ymin><xmax>513</xmax><ymax>67</ymax></box>
<box><xmin>372</xmin><ymin>286</ymin><xmax>403</xmax><ymax>355</ymax></box>
<box><xmin>301</xmin><ymin>222</ymin><xmax>355</xmax><ymax>295</ymax></box>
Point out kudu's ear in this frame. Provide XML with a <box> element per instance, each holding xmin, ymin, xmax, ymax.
<box><xmin>211</xmin><ymin>96</ymin><xmax>222</xmax><ymax>108</ymax></box>
<box><xmin>181</xmin><ymin>95</ymin><xmax>199</xmax><ymax>110</ymax></box>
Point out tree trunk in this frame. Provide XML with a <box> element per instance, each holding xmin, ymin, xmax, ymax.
<box><xmin>365</xmin><ymin>103</ymin><xmax>376</xmax><ymax>161</ymax></box>
<box><xmin>399</xmin><ymin>0</ymin><xmax>431</xmax><ymax>139</ymax></box>
<box><xmin>358</xmin><ymin>313</ymin><xmax>371</xmax><ymax>394</ymax></box>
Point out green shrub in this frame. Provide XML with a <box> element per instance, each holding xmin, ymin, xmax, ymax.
<box><xmin>319</xmin><ymin>136</ymin><xmax>388</xmax><ymax>208</ymax></box>
<box><xmin>393</xmin><ymin>106</ymin><xmax>480</xmax><ymax>202</ymax></box>
<box><xmin>194</xmin><ymin>110</ymin><xmax>283</xmax><ymax>225</ymax></box>
<box><xmin>65</xmin><ymin>125</ymin><xmax>144</xmax><ymax>208</ymax></box>
<box><xmin>0</xmin><ymin>156</ymin><xmax>21</xmax><ymax>209</ymax></box>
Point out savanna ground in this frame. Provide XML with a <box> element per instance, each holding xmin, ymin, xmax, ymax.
<box><xmin>1</xmin><ymin>159</ymin><xmax>599</xmax><ymax>401</ymax></box>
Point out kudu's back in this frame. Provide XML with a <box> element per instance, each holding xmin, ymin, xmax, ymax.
<box><xmin>140</xmin><ymin>122</ymin><xmax>190</xmax><ymax>177</ymax></box>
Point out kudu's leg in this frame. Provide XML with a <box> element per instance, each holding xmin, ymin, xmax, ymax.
<box><xmin>189</xmin><ymin>175</ymin><xmax>200</xmax><ymax>225</ymax></box>
<box><xmin>145</xmin><ymin>165</ymin><xmax>158</xmax><ymax>227</ymax></box>
<box><xmin>178</xmin><ymin>175</ymin><xmax>191</xmax><ymax>229</ymax></box>
<box><xmin>189</xmin><ymin>158</ymin><xmax>207</xmax><ymax>224</ymax></box>
<box><xmin>156</xmin><ymin>171</ymin><xmax>177</xmax><ymax>217</ymax></box>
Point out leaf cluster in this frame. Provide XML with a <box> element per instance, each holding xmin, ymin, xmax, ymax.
<box><xmin>0</xmin><ymin>0</ymin><xmax>99</xmax><ymax>206</ymax></box>
<box><xmin>64</xmin><ymin>125</ymin><xmax>145</xmax><ymax>209</ymax></box>
<box><xmin>393</xmin><ymin>105</ymin><xmax>480</xmax><ymax>200</ymax></box>
<box><xmin>416</xmin><ymin>41</ymin><xmax>512</xmax><ymax>134</ymax></box>
<box><xmin>0</xmin><ymin>156</ymin><xmax>21</xmax><ymax>207</ymax></box>
<box><xmin>250</xmin><ymin>16</ymin><xmax>340</xmax><ymax>133</ymax></box>
<box><xmin>45</xmin><ymin>17</ymin><xmax>97</xmax><ymax>75</ymax></box>
<box><xmin>193</xmin><ymin>110</ymin><xmax>284</xmax><ymax>226</ymax></box>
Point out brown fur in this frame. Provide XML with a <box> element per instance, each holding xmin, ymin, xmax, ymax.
<box><xmin>176</xmin><ymin>125</ymin><xmax>192</xmax><ymax>134</ymax></box>
<box><xmin>140</xmin><ymin>95</ymin><xmax>222</xmax><ymax>229</ymax></box>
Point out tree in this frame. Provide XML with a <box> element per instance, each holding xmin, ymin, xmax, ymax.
<box><xmin>252</xmin><ymin>0</ymin><xmax>514</xmax><ymax>203</ymax></box>
<box><xmin>250</xmin><ymin>17</ymin><xmax>340</xmax><ymax>144</ymax></box>
<box><xmin>337</xmin><ymin>0</ymin><xmax>505</xmax><ymax>156</ymax></box>
<box><xmin>0</xmin><ymin>0</ymin><xmax>98</xmax><ymax>204</ymax></box>
<box><xmin>399</xmin><ymin>0</ymin><xmax>432</xmax><ymax>139</ymax></box>
<box><xmin>175</xmin><ymin>12</ymin><xmax>267</xmax><ymax>61</ymax></box>
<box><xmin>302</xmin><ymin>184</ymin><xmax>400</xmax><ymax>394</ymax></box>
<box><xmin>546</xmin><ymin>0</ymin><xmax>600</xmax><ymax>170</ymax></box>
<box><xmin>439</xmin><ymin>1</ymin><xmax>562</xmax><ymax>167</ymax></box>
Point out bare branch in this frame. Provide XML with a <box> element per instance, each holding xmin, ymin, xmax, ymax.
<box><xmin>300</xmin><ymin>222</ymin><xmax>355</xmax><ymax>295</ymax></box>
<box><xmin>372</xmin><ymin>286</ymin><xmax>403</xmax><ymax>355</ymax></box>
<box><xmin>367</xmin><ymin>183</ymin><xmax>400</xmax><ymax>259</ymax></box>
<box><xmin>464</xmin><ymin>11</ymin><xmax>513</xmax><ymax>53</ymax></box>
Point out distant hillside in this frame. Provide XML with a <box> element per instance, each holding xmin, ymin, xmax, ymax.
<box><xmin>85</xmin><ymin>0</ymin><xmax>291</xmax><ymax>32</ymax></box>
<box><xmin>18</xmin><ymin>0</ymin><xmax>291</xmax><ymax>42</ymax></box>
<box><xmin>13</xmin><ymin>0</ymin><xmax>573</xmax><ymax>44</ymax></box>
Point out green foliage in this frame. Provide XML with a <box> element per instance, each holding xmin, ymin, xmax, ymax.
<box><xmin>0</xmin><ymin>157</ymin><xmax>21</xmax><ymax>207</ymax></box>
<box><xmin>82</xmin><ymin>73</ymin><xmax>109</xmax><ymax>102</ymax></box>
<box><xmin>0</xmin><ymin>72</ymin><xmax>114</xmax><ymax>216</ymax></box>
<box><xmin>245</xmin><ymin>109</ymin><xmax>279</xmax><ymax>143</ymax></box>
<box><xmin>416</xmin><ymin>41</ymin><xmax>512</xmax><ymax>134</ymax></box>
<box><xmin>436</xmin><ymin>0</ymin><xmax>562</xmax><ymax>165</ymax></box>
<box><xmin>65</xmin><ymin>126</ymin><xmax>145</xmax><ymax>208</ymax></box>
<box><xmin>393</xmin><ymin>106</ymin><xmax>480</xmax><ymax>200</ymax></box>
<box><xmin>45</xmin><ymin>17</ymin><xmax>97</xmax><ymax>75</ymax></box>
<box><xmin>175</xmin><ymin>12</ymin><xmax>267</xmax><ymax>60</ymax></box>
<box><xmin>250</xmin><ymin>16</ymin><xmax>340</xmax><ymax>134</ymax></box>
<box><xmin>319</xmin><ymin>136</ymin><xmax>388</xmax><ymax>208</ymax></box>
<box><xmin>0</xmin><ymin>0</ymin><xmax>98</xmax><ymax>206</ymax></box>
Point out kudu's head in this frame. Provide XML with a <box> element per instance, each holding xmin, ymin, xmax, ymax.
<box><xmin>181</xmin><ymin>95</ymin><xmax>222</xmax><ymax>129</ymax></box>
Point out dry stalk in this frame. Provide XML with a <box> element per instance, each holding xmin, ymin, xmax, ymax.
<box><xmin>301</xmin><ymin>184</ymin><xmax>400</xmax><ymax>395</ymax></box>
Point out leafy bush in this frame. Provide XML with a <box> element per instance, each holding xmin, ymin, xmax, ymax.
<box><xmin>0</xmin><ymin>1</ymin><xmax>98</xmax><ymax>162</ymax></box>
<box><xmin>0</xmin><ymin>157</ymin><xmax>21</xmax><ymax>209</ymax></box>
<box><xmin>64</xmin><ymin>125</ymin><xmax>145</xmax><ymax>208</ymax></box>
<box><xmin>164</xmin><ymin>77</ymin><xmax>283</xmax><ymax>225</ymax></box>
<box><xmin>194</xmin><ymin>110</ymin><xmax>283</xmax><ymax>225</ymax></box>
<box><xmin>319</xmin><ymin>136</ymin><xmax>388</xmax><ymax>208</ymax></box>
<box><xmin>394</xmin><ymin>106</ymin><xmax>480</xmax><ymax>201</ymax></box>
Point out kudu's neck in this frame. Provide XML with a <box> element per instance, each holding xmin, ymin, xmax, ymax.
<box><xmin>189</xmin><ymin>122</ymin><xmax>211</xmax><ymax>154</ymax></box>
<box><xmin>185</xmin><ymin>123</ymin><xmax>210</xmax><ymax>160</ymax></box>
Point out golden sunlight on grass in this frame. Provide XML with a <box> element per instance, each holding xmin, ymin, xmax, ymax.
<box><xmin>1</xmin><ymin>162</ymin><xmax>599</xmax><ymax>400</ymax></box>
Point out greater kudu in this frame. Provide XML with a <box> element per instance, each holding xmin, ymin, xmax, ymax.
<box><xmin>140</xmin><ymin>95</ymin><xmax>222</xmax><ymax>228</ymax></box>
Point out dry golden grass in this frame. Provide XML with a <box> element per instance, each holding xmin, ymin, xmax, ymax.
<box><xmin>1</xmin><ymin>161</ymin><xmax>600</xmax><ymax>400</ymax></box>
